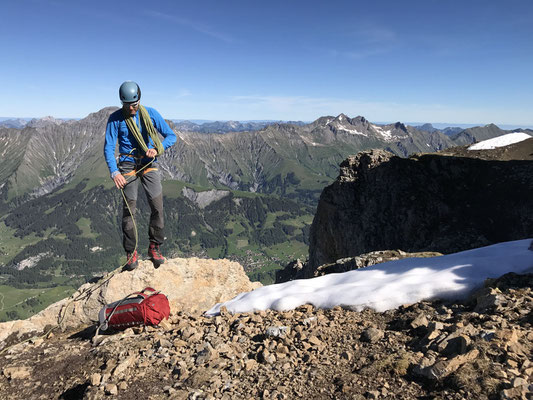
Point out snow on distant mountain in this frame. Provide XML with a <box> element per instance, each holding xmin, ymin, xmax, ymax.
<box><xmin>312</xmin><ymin>114</ymin><xmax>410</xmax><ymax>142</ymax></box>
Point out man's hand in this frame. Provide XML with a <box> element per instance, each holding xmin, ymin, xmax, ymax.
<box><xmin>113</xmin><ymin>173</ymin><xmax>127</xmax><ymax>189</ymax></box>
<box><xmin>145</xmin><ymin>148</ymin><xmax>157</xmax><ymax>158</ymax></box>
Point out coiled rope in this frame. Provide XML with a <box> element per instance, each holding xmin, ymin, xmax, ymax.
<box><xmin>0</xmin><ymin>151</ymin><xmax>153</xmax><ymax>354</ymax></box>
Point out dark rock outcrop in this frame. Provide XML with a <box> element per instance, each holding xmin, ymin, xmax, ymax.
<box><xmin>276</xmin><ymin>250</ymin><xmax>441</xmax><ymax>283</ymax></box>
<box><xmin>308</xmin><ymin>139</ymin><xmax>533</xmax><ymax>272</ymax></box>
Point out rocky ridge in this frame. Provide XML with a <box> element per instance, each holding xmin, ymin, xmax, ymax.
<box><xmin>0</xmin><ymin>272</ymin><xmax>531</xmax><ymax>399</ymax></box>
<box><xmin>276</xmin><ymin>250</ymin><xmax>443</xmax><ymax>283</ymax></box>
<box><xmin>307</xmin><ymin>138</ymin><xmax>533</xmax><ymax>272</ymax></box>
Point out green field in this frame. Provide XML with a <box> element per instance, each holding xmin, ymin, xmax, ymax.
<box><xmin>0</xmin><ymin>222</ymin><xmax>44</xmax><ymax>265</ymax></box>
<box><xmin>76</xmin><ymin>217</ymin><xmax>97</xmax><ymax>239</ymax></box>
<box><xmin>0</xmin><ymin>284</ymin><xmax>76</xmax><ymax>322</ymax></box>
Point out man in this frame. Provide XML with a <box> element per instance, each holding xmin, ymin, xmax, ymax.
<box><xmin>104</xmin><ymin>81</ymin><xmax>176</xmax><ymax>270</ymax></box>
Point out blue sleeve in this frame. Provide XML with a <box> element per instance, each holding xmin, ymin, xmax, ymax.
<box><xmin>104</xmin><ymin>114</ymin><xmax>120</xmax><ymax>177</ymax></box>
<box><xmin>149</xmin><ymin>107</ymin><xmax>177</xmax><ymax>149</ymax></box>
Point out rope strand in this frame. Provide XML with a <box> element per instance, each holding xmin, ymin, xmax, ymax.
<box><xmin>0</xmin><ymin>153</ymin><xmax>154</xmax><ymax>355</ymax></box>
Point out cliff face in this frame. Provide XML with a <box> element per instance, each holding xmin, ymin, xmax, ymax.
<box><xmin>307</xmin><ymin>139</ymin><xmax>533</xmax><ymax>273</ymax></box>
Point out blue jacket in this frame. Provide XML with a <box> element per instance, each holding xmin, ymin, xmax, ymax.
<box><xmin>104</xmin><ymin>106</ymin><xmax>177</xmax><ymax>177</ymax></box>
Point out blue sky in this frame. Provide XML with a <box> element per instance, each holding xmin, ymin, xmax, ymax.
<box><xmin>1</xmin><ymin>0</ymin><xmax>532</xmax><ymax>126</ymax></box>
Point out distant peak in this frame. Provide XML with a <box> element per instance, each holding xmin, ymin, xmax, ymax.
<box><xmin>394</xmin><ymin>122</ymin><xmax>407</xmax><ymax>131</ymax></box>
<box><xmin>38</xmin><ymin>116</ymin><xmax>60</xmax><ymax>123</ymax></box>
<box><xmin>27</xmin><ymin>115</ymin><xmax>64</xmax><ymax>128</ymax></box>
<box><xmin>312</xmin><ymin>116</ymin><xmax>335</xmax><ymax>125</ymax></box>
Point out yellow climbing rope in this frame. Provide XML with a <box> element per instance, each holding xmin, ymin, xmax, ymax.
<box><xmin>0</xmin><ymin>152</ymin><xmax>154</xmax><ymax>355</ymax></box>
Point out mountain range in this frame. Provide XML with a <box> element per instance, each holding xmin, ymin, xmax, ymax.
<box><xmin>0</xmin><ymin>107</ymin><xmax>529</xmax><ymax>320</ymax></box>
<box><xmin>171</xmin><ymin>119</ymin><xmax>307</xmax><ymax>133</ymax></box>
<box><xmin>3</xmin><ymin>108</ymin><xmax>528</xmax><ymax>204</ymax></box>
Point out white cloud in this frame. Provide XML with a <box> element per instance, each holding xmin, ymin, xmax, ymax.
<box><xmin>176</xmin><ymin>89</ymin><xmax>191</xmax><ymax>98</ymax></box>
<box><xmin>353</xmin><ymin>25</ymin><xmax>398</xmax><ymax>44</ymax></box>
<box><xmin>145</xmin><ymin>10</ymin><xmax>235</xmax><ymax>43</ymax></box>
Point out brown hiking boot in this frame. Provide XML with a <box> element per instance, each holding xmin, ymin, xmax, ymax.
<box><xmin>148</xmin><ymin>242</ymin><xmax>165</xmax><ymax>268</ymax></box>
<box><xmin>123</xmin><ymin>250</ymin><xmax>138</xmax><ymax>271</ymax></box>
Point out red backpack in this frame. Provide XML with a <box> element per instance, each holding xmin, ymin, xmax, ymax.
<box><xmin>98</xmin><ymin>287</ymin><xmax>170</xmax><ymax>332</ymax></box>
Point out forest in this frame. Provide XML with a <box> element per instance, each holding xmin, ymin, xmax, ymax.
<box><xmin>1</xmin><ymin>179</ymin><xmax>313</xmax><ymax>288</ymax></box>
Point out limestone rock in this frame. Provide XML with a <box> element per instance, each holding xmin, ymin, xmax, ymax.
<box><xmin>417</xmin><ymin>349</ymin><xmax>480</xmax><ymax>380</ymax></box>
<box><xmin>112</xmin><ymin>355</ymin><xmax>137</xmax><ymax>377</ymax></box>
<box><xmin>3</xmin><ymin>366</ymin><xmax>31</xmax><ymax>380</ymax></box>
<box><xmin>265</xmin><ymin>326</ymin><xmax>290</xmax><ymax>338</ymax></box>
<box><xmin>0</xmin><ymin>257</ymin><xmax>261</xmax><ymax>346</ymax></box>
<box><xmin>361</xmin><ymin>327</ymin><xmax>384</xmax><ymax>343</ymax></box>
<box><xmin>1</xmin><ymin>257</ymin><xmax>532</xmax><ymax>400</ymax></box>
<box><xmin>90</xmin><ymin>373</ymin><xmax>101</xmax><ymax>386</ymax></box>
<box><xmin>277</xmin><ymin>249</ymin><xmax>441</xmax><ymax>282</ymax></box>
<box><xmin>472</xmin><ymin>287</ymin><xmax>506</xmax><ymax>312</ymax></box>
<box><xmin>104</xmin><ymin>383</ymin><xmax>118</xmax><ymax>395</ymax></box>
<box><xmin>410</xmin><ymin>313</ymin><xmax>429</xmax><ymax>329</ymax></box>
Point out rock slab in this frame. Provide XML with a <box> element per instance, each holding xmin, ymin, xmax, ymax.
<box><xmin>0</xmin><ymin>257</ymin><xmax>261</xmax><ymax>346</ymax></box>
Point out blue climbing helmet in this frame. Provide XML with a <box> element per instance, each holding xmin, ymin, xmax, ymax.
<box><xmin>119</xmin><ymin>81</ymin><xmax>141</xmax><ymax>103</ymax></box>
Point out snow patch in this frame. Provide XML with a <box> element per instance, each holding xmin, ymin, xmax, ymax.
<box><xmin>338</xmin><ymin>127</ymin><xmax>366</xmax><ymax>136</ymax></box>
<box><xmin>371</xmin><ymin>124</ymin><xmax>393</xmax><ymax>140</ymax></box>
<box><xmin>468</xmin><ymin>132</ymin><xmax>531</xmax><ymax>150</ymax></box>
<box><xmin>206</xmin><ymin>239</ymin><xmax>533</xmax><ymax>316</ymax></box>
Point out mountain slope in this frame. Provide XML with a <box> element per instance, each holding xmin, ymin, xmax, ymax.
<box><xmin>450</xmin><ymin>123</ymin><xmax>507</xmax><ymax>146</ymax></box>
<box><xmin>0</xmin><ymin>108</ymin><xmax>513</xmax><ymax>206</ymax></box>
<box><xmin>1</xmin><ymin>108</ymin><xmax>113</xmax><ymax>203</ymax></box>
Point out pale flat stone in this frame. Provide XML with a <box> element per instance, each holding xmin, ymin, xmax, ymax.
<box><xmin>0</xmin><ymin>257</ymin><xmax>261</xmax><ymax>346</ymax></box>
<box><xmin>3</xmin><ymin>366</ymin><xmax>31</xmax><ymax>380</ymax></box>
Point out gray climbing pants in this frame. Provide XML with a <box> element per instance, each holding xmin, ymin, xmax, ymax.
<box><xmin>119</xmin><ymin>162</ymin><xmax>164</xmax><ymax>253</ymax></box>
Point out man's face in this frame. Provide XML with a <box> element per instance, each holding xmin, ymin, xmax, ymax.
<box><xmin>122</xmin><ymin>101</ymin><xmax>139</xmax><ymax>116</ymax></box>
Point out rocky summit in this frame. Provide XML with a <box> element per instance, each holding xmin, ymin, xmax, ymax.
<box><xmin>0</xmin><ymin>257</ymin><xmax>261</xmax><ymax>348</ymax></box>
<box><xmin>308</xmin><ymin>138</ymin><xmax>533</xmax><ymax>272</ymax></box>
<box><xmin>0</xmin><ymin>272</ymin><xmax>532</xmax><ymax>399</ymax></box>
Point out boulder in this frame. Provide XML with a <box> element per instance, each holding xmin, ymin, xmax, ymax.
<box><xmin>0</xmin><ymin>257</ymin><xmax>261</xmax><ymax>347</ymax></box>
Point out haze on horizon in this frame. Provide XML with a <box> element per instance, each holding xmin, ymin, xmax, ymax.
<box><xmin>1</xmin><ymin>0</ymin><xmax>532</xmax><ymax>127</ymax></box>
